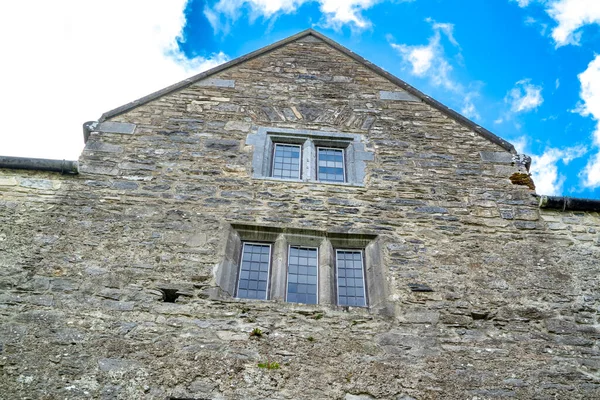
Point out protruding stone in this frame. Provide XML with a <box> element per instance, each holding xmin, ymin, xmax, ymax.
<box><xmin>198</xmin><ymin>78</ymin><xmax>235</xmax><ymax>88</ymax></box>
<box><xmin>379</xmin><ymin>90</ymin><xmax>419</xmax><ymax>101</ymax></box>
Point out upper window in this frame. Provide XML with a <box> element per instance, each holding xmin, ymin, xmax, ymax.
<box><xmin>272</xmin><ymin>144</ymin><xmax>301</xmax><ymax>179</ymax></box>
<box><xmin>317</xmin><ymin>147</ymin><xmax>345</xmax><ymax>182</ymax></box>
<box><xmin>247</xmin><ymin>127</ymin><xmax>373</xmax><ymax>186</ymax></box>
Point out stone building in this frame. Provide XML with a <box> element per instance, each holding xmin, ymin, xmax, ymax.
<box><xmin>0</xmin><ymin>29</ymin><xmax>599</xmax><ymax>399</ymax></box>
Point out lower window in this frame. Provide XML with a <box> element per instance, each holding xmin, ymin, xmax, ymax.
<box><xmin>218</xmin><ymin>224</ymin><xmax>384</xmax><ymax>310</ymax></box>
<box><xmin>237</xmin><ymin>243</ymin><xmax>271</xmax><ymax>300</ymax></box>
<box><xmin>236</xmin><ymin>242</ymin><xmax>368</xmax><ymax>307</ymax></box>
<box><xmin>286</xmin><ymin>246</ymin><xmax>318</xmax><ymax>304</ymax></box>
<box><xmin>336</xmin><ymin>250</ymin><xmax>366</xmax><ymax>307</ymax></box>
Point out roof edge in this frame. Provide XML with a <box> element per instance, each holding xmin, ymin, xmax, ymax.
<box><xmin>538</xmin><ymin>195</ymin><xmax>600</xmax><ymax>212</ymax></box>
<box><xmin>99</xmin><ymin>28</ymin><xmax>515</xmax><ymax>153</ymax></box>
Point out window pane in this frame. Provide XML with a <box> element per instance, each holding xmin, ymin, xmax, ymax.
<box><xmin>317</xmin><ymin>148</ymin><xmax>345</xmax><ymax>182</ymax></box>
<box><xmin>336</xmin><ymin>250</ymin><xmax>366</xmax><ymax>307</ymax></box>
<box><xmin>287</xmin><ymin>247</ymin><xmax>318</xmax><ymax>304</ymax></box>
<box><xmin>237</xmin><ymin>243</ymin><xmax>271</xmax><ymax>300</ymax></box>
<box><xmin>272</xmin><ymin>144</ymin><xmax>301</xmax><ymax>179</ymax></box>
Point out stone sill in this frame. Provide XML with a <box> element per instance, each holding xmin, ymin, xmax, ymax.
<box><xmin>231</xmin><ymin>296</ymin><xmax>371</xmax><ymax>313</ymax></box>
<box><xmin>253</xmin><ymin>176</ymin><xmax>365</xmax><ymax>188</ymax></box>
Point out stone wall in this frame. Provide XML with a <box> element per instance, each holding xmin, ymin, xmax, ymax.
<box><xmin>0</xmin><ymin>34</ymin><xmax>599</xmax><ymax>399</ymax></box>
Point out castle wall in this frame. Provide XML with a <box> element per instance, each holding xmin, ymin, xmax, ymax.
<box><xmin>1</xmin><ymin>36</ymin><xmax>598</xmax><ymax>399</ymax></box>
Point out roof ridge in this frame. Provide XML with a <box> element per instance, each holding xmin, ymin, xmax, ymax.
<box><xmin>98</xmin><ymin>29</ymin><xmax>515</xmax><ymax>153</ymax></box>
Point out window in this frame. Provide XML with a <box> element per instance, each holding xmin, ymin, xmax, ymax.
<box><xmin>336</xmin><ymin>250</ymin><xmax>366</xmax><ymax>307</ymax></box>
<box><xmin>236</xmin><ymin>243</ymin><xmax>271</xmax><ymax>300</ymax></box>
<box><xmin>217</xmin><ymin>224</ymin><xmax>387</xmax><ymax>311</ymax></box>
<box><xmin>247</xmin><ymin>127</ymin><xmax>373</xmax><ymax>186</ymax></box>
<box><xmin>286</xmin><ymin>246</ymin><xmax>318</xmax><ymax>304</ymax></box>
<box><xmin>317</xmin><ymin>147</ymin><xmax>345</xmax><ymax>182</ymax></box>
<box><xmin>272</xmin><ymin>144</ymin><xmax>301</xmax><ymax>179</ymax></box>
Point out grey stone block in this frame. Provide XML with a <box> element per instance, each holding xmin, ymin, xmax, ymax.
<box><xmin>18</xmin><ymin>178</ymin><xmax>55</xmax><ymax>190</ymax></box>
<box><xmin>111</xmin><ymin>181</ymin><xmax>139</xmax><ymax>190</ymax></box>
<box><xmin>379</xmin><ymin>90</ymin><xmax>419</xmax><ymax>101</ymax></box>
<box><xmin>205</xmin><ymin>139</ymin><xmax>240</xmax><ymax>150</ymax></box>
<box><xmin>197</xmin><ymin>78</ymin><xmax>235</xmax><ymax>88</ymax></box>
<box><xmin>414</xmin><ymin>206</ymin><xmax>449</xmax><ymax>214</ymax></box>
<box><xmin>85</xmin><ymin>142</ymin><xmax>123</xmax><ymax>153</ymax></box>
<box><xmin>98</xmin><ymin>358</ymin><xmax>136</xmax><ymax>372</ymax></box>
<box><xmin>119</xmin><ymin>162</ymin><xmax>156</xmax><ymax>171</ymax></box>
<box><xmin>480</xmin><ymin>151</ymin><xmax>514</xmax><ymax>164</ymax></box>
<box><xmin>79</xmin><ymin>163</ymin><xmax>119</xmax><ymax>176</ymax></box>
<box><xmin>96</xmin><ymin>121</ymin><xmax>136</xmax><ymax>135</ymax></box>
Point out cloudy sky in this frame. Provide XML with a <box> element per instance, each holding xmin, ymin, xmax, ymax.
<box><xmin>1</xmin><ymin>0</ymin><xmax>599</xmax><ymax>199</ymax></box>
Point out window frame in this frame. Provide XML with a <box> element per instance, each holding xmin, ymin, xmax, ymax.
<box><xmin>217</xmin><ymin>224</ymin><xmax>387</xmax><ymax>312</ymax></box>
<box><xmin>246</xmin><ymin>127</ymin><xmax>373</xmax><ymax>186</ymax></box>
<box><xmin>316</xmin><ymin>146</ymin><xmax>346</xmax><ymax>183</ymax></box>
<box><xmin>235</xmin><ymin>241</ymin><xmax>273</xmax><ymax>300</ymax></box>
<box><xmin>271</xmin><ymin>143</ymin><xmax>302</xmax><ymax>180</ymax></box>
<box><xmin>335</xmin><ymin>249</ymin><xmax>368</xmax><ymax>308</ymax></box>
<box><xmin>285</xmin><ymin>245</ymin><xmax>319</xmax><ymax>305</ymax></box>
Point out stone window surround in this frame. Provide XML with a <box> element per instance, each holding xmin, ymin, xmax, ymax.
<box><xmin>216</xmin><ymin>224</ymin><xmax>388</xmax><ymax>311</ymax></box>
<box><xmin>246</xmin><ymin>127</ymin><xmax>373</xmax><ymax>186</ymax></box>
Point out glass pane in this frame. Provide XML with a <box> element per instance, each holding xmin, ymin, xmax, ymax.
<box><xmin>317</xmin><ymin>148</ymin><xmax>345</xmax><ymax>182</ymax></box>
<box><xmin>287</xmin><ymin>247</ymin><xmax>318</xmax><ymax>304</ymax></box>
<box><xmin>237</xmin><ymin>243</ymin><xmax>271</xmax><ymax>300</ymax></box>
<box><xmin>336</xmin><ymin>250</ymin><xmax>366</xmax><ymax>307</ymax></box>
<box><xmin>272</xmin><ymin>144</ymin><xmax>301</xmax><ymax>179</ymax></box>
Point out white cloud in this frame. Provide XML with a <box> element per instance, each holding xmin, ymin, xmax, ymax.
<box><xmin>530</xmin><ymin>146</ymin><xmax>587</xmax><ymax>195</ymax></box>
<box><xmin>512</xmin><ymin>0</ymin><xmax>533</xmax><ymax>7</ymax></box>
<box><xmin>511</xmin><ymin>135</ymin><xmax>529</xmax><ymax>153</ymax></box>
<box><xmin>390</xmin><ymin>20</ymin><xmax>483</xmax><ymax>120</ymax></box>
<box><xmin>0</xmin><ymin>1</ymin><xmax>228</xmax><ymax>159</ymax></box>
<box><xmin>581</xmin><ymin>152</ymin><xmax>600</xmax><ymax>188</ymax></box>
<box><xmin>392</xmin><ymin>42</ymin><xmax>436</xmax><ymax>76</ymax></box>
<box><xmin>390</xmin><ymin>21</ymin><xmax>460</xmax><ymax>91</ymax></box>
<box><xmin>547</xmin><ymin>0</ymin><xmax>600</xmax><ymax>47</ymax></box>
<box><xmin>513</xmin><ymin>0</ymin><xmax>600</xmax><ymax>47</ymax></box>
<box><xmin>461</xmin><ymin>93</ymin><xmax>481</xmax><ymax>120</ymax></box>
<box><xmin>576</xmin><ymin>54</ymin><xmax>600</xmax><ymax>188</ymax></box>
<box><xmin>207</xmin><ymin>0</ymin><xmax>384</xmax><ymax>32</ymax></box>
<box><xmin>507</xmin><ymin>79</ymin><xmax>544</xmax><ymax>112</ymax></box>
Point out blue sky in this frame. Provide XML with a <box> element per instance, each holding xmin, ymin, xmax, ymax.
<box><xmin>1</xmin><ymin>0</ymin><xmax>600</xmax><ymax>198</ymax></box>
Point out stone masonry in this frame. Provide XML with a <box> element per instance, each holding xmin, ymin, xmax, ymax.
<box><xmin>0</xmin><ymin>30</ymin><xmax>599</xmax><ymax>399</ymax></box>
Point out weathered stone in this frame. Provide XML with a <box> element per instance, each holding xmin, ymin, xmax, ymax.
<box><xmin>224</xmin><ymin>121</ymin><xmax>251</xmax><ymax>132</ymax></box>
<box><xmin>96</xmin><ymin>121</ymin><xmax>136</xmax><ymax>135</ymax></box>
<box><xmin>205</xmin><ymin>138</ymin><xmax>240</xmax><ymax>150</ymax></box>
<box><xmin>0</xmin><ymin>30</ymin><xmax>599</xmax><ymax>400</ymax></box>
<box><xmin>85</xmin><ymin>142</ymin><xmax>123</xmax><ymax>153</ymax></box>
<box><xmin>379</xmin><ymin>90</ymin><xmax>419</xmax><ymax>101</ymax></box>
<box><xmin>480</xmin><ymin>151</ymin><xmax>514</xmax><ymax>164</ymax></box>
<box><xmin>197</xmin><ymin>78</ymin><xmax>235</xmax><ymax>88</ymax></box>
<box><xmin>0</xmin><ymin>176</ymin><xmax>17</xmax><ymax>186</ymax></box>
<box><xmin>111</xmin><ymin>181</ymin><xmax>139</xmax><ymax>190</ymax></box>
<box><xmin>18</xmin><ymin>178</ymin><xmax>59</xmax><ymax>190</ymax></box>
<box><xmin>414</xmin><ymin>206</ymin><xmax>449</xmax><ymax>214</ymax></box>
